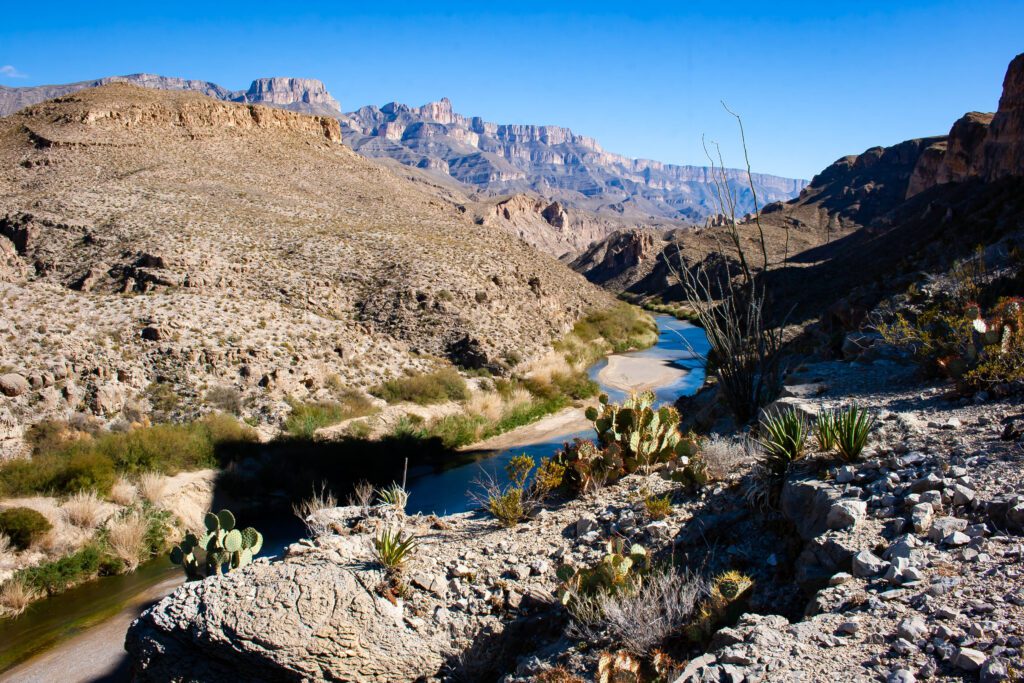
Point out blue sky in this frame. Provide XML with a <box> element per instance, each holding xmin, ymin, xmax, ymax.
<box><xmin>2</xmin><ymin>1</ymin><xmax>1020</xmax><ymax>179</ymax></box>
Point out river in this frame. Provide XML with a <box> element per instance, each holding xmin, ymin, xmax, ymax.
<box><xmin>0</xmin><ymin>315</ymin><xmax>707</xmax><ymax>682</ymax></box>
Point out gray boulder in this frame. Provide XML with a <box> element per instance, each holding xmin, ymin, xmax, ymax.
<box><xmin>126</xmin><ymin>560</ymin><xmax>452</xmax><ymax>682</ymax></box>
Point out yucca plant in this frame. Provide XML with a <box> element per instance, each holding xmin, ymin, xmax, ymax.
<box><xmin>376</xmin><ymin>483</ymin><xmax>410</xmax><ymax>512</ymax></box>
<box><xmin>758</xmin><ymin>408</ymin><xmax>808</xmax><ymax>476</ymax></box>
<box><xmin>373</xmin><ymin>527</ymin><xmax>418</xmax><ymax>572</ymax></box>
<box><xmin>814</xmin><ymin>409</ymin><xmax>838</xmax><ymax>452</ymax></box>
<box><xmin>833</xmin><ymin>406</ymin><xmax>876</xmax><ymax>462</ymax></box>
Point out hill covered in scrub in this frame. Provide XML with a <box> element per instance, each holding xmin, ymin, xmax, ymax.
<box><xmin>0</xmin><ymin>83</ymin><xmax>614</xmax><ymax>458</ymax></box>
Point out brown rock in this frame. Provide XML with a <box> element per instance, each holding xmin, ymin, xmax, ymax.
<box><xmin>0</xmin><ymin>373</ymin><xmax>29</xmax><ymax>397</ymax></box>
<box><xmin>984</xmin><ymin>52</ymin><xmax>1024</xmax><ymax>181</ymax></box>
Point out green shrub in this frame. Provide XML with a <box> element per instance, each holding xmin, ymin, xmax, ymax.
<box><xmin>372</xmin><ymin>367</ymin><xmax>469</xmax><ymax>405</ymax></box>
<box><xmin>644</xmin><ymin>493</ymin><xmax>673</xmax><ymax>521</ymax></box>
<box><xmin>0</xmin><ymin>415</ymin><xmax>256</xmax><ymax>497</ymax></box>
<box><xmin>758</xmin><ymin>408</ymin><xmax>809</xmax><ymax>476</ymax></box>
<box><xmin>205</xmin><ymin>386</ymin><xmax>242</xmax><ymax>415</ymax></box>
<box><xmin>0</xmin><ymin>507</ymin><xmax>52</xmax><ymax>550</ymax></box>
<box><xmin>833</xmin><ymin>406</ymin><xmax>876</xmax><ymax>462</ymax></box>
<box><xmin>18</xmin><ymin>544</ymin><xmax>102</xmax><ymax>594</ymax></box>
<box><xmin>53</xmin><ymin>450</ymin><xmax>117</xmax><ymax>494</ymax></box>
<box><xmin>570</xmin><ymin>303</ymin><xmax>658</xmax><ymax>354</ymax></box>
<box><xmin>423</xmin><ymin>413</ymin><xmax>487</xmax><ymax>448</ymax></box>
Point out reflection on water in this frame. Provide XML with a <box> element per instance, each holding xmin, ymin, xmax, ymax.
<box><xmin>407</xmin><ymin>316</ymin><xmax>708</xmax><ymax>516</ymax></box>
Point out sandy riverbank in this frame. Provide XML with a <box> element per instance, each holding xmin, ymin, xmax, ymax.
<box><xmin>596</xmin><ymin>354</ymin><xmax>686</xmax><ymax>393</ymax></box>
<box><xmin>467</xmin><ymin>351</ymin><xmax>689</xmax><ymax>453</ymax></box>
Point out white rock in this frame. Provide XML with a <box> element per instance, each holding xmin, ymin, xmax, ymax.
<box><xmin>853</xmin><ymin>550</ymin><xmax>888</xmax><ymax>577</ymax></box>
<box><xmin>954</xmin><ymin>647</ymin><xmax>987</xmax><ymax>671</ymax></box>
<box><xmin>827</xmin><ymin>499</ymin><xmax>867</xmax><ymax>530</ymax></box>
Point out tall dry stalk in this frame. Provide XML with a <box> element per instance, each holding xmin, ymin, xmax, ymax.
<box><xmin>669</xmin><ymin>106</ymin><xmax>785</xmax><ymax>423</ymax></box>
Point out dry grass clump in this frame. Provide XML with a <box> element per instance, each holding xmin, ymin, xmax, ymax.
<box><xmin>0</xmin><ymin>577</ymin><xmax>37</xmax><ymax>617</ymax></box>
<box><xmin>138</xmin><ymin>471</ymin><xmax>169</xmax><ymax>504</ymax></box>
<box><xmin>61</xmin><ymin>490</ymin><xmax>105</xmax><ymax>529</ymax></box>
<box><xmin>526</xmin><ymin>353</ymin><xmax>574</xmax><ymax>384</ymax></box>
<box><xmin>293</xmin><ymin>482</ymin><xmax>338</xmax><ymax>537</ymax></box>
<box><xmin>109</xmin><ymin>475</ymin><xmax>137</xmax><ymax>506</ymax></box>
<box><xmin>571</xmin><ymin>569</ymin><xmax>705</xmax><ymax>656</ymax></box>
<box><xmin>106</xmin><ymin>510</ymin><xmax>149</xmax><ymax>571</ymax></box>
<box><xmin>702</xmin><ymin>435</ymin><xmax>759</xmax><ymax>481</ymax></box>
<box><xmin>346</xmin><ymin>479</ymin><xmax>374</xmax><ymax>509</ymax></box>
<box><xmin>173</xmin><ymin>495</ymin><xmax>208</xmax><ymax>536</ymax></box>
<box><xmin>466</xmin><ymin>392</ymin><xmax>503</xmax><ymax>421</ymax></box>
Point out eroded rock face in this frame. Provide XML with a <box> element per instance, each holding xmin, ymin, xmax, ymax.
<box><xmin>907</xmin><ymin>52</ymin><xmax>1023</xmax><ymax>197</ymax></box>
<box><xmin>984</xmin><ymin>52</ymin><xmax>1024</xmax><ymax>181</ymax></box>
<box><xmin>126</xmin><ymin>559</ymin><xmax>449</xmax><ymax>682</ymax></box>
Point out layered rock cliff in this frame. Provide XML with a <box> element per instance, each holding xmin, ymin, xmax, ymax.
<box><xmin>343</xmin><ymin>98</ymin><xmax>807</xmax><ymax>221</ymax></box>
<box><xmin>0</xmin><ymin>73</ymin><xmax>343</xmax><ymax>119</ymax></box>
<box><xmin>1</xmin><ymin>74</ymin><xmax>806</xmax><ymax>229</ymax></box>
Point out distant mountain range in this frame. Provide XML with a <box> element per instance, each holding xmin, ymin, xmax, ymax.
<box><xmin>0</xmin><ymin>74</ymin><xmax>807</xmax><ymax>223</ymax></box>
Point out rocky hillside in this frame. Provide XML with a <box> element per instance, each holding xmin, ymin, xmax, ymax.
<box><xmin>0</xmin><ymin>84</ymin><xmax>611</xmax><ymax>458</ymax></box>
<box><xmin>0</xmin><ymin>74</ymin><xmax>343</xmax><ymax>119</ymax></box>
<box><xmin>1</xmin><ymin>75</ymin><xmax>807</xmax><ymax>229</ymax></box>
<box><xmin>575</xmin><ymin>53</ymin><xmax>1024</xmax><ymax>316</ymax></box>
<box><xmin>342</xmin><ymin>97</ymin><xmax>807</xmax><ymax>222</ymax></box>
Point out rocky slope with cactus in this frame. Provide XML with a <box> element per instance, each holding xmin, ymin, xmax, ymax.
<box><xmin>125</xmin><ymin>356</ymin><xmax>1024</xmax><ymax>681</ymax></box>
<box><xmin>0</xmin><ymin>83</ymin><xmax>614</xmax><ymax>459</ymax></box>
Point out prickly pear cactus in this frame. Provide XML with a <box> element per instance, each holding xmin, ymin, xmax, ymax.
<box><xmin>169</xmin><ymin>508</ymin><xmax>263</xmax><ymax>581</ymax></box>
<box><xmin>587</xmin><ymin>392</ymin><xmax>683</xmax><ymax>472</ymax></box>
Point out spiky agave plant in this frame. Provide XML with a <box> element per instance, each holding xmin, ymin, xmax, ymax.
<box><xmin>833</xmin><ymin>405</ymin><xmax>876</xmax><ymax>462</ymax></box>
<box><xmin>376</xmin><ymin>483</ymin><xmax>410</xmax><ymax>512</ymax></box>
<box><xmin>373</xmin><ymin>527</ymin><xmax>418</xmax><ymax>572</ymax></box>
<box><xmin>814</xmin><ymin>409</ymin><xmax>839</xmax><ymax>452</ymax></box>
<box><xmin>758</xmin><ymin>407</ymin><xmax>808</xmax><ymax>476</ymax></box>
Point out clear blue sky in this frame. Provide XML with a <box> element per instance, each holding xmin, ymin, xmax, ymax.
<box><xmin>2</xmin><ymin>1</ymin><xmax>1021</xmax><ymax>179</ymax></box>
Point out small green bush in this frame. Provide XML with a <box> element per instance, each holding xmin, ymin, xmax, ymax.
<box><xmin>644</xmin><ymin>493</ymin><xmax>673</xmax><ymax>521</ymax></box>
<box><xmin>372</xmin><ymin>368</ymin><xmax>469</xmax><ymax>405</ymax></box>
<box><xmin>52</xmin><ymin>450</ymin><xmax>117</xmax><ymax>494</ymax></box>
<box><xmin>205</xmin><ymin>386</ymin><xmax>243</xmax><ymax>415</ymax></box>
<box><xmin>814</xmin><ymin>410</ymin><xmax>838</xmax><ymax>452</ymax></box>
<box><xmin>373</xmin><ymin>527</ymin><xmax>418</xmax><ymax>572</ymax></box>
<box><xmin>0</xmin><ymin>507</ymin><xmax>52</xmax><ymax>550</ymax></box>
<box><xmin>18</xmin><ymin>544</ymin><xmax>102</xmax><ymax>594</ymax></box>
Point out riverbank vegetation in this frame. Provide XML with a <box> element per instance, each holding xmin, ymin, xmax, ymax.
<box><xmin>377</xmin><ymin>304</ymin><xmax>656</xmax><ymax>449</ymax></box>
<box><xmin>0</xmin><ymin>303</ymin><xmax>655</xmax><ymax>620</ymax></box>
<box><xmin>0</xmin><ymin>502</ymin><xmax>173</xmax><ymax>617</ymax></box>
<box><xmin>0</xmin><ymin>413</ymin><xmax>256</xmax><ymax>498</ymax></box>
